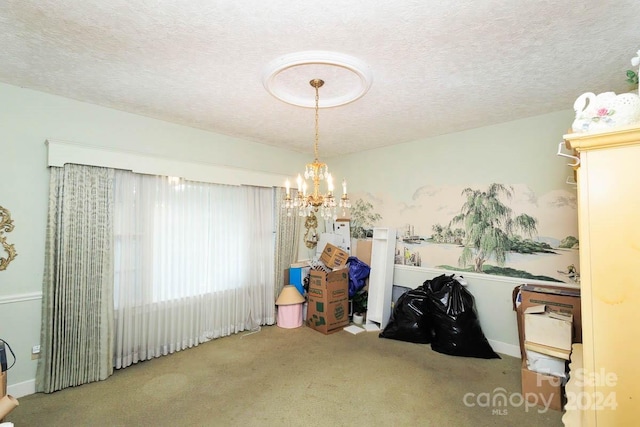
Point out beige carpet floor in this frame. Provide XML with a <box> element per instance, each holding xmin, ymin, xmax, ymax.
<box><xmin>6</xmin><ymin>324</ymin><xmax>563</xmax><ymax>426</ymax></box>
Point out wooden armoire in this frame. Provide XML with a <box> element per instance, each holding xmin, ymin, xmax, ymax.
<box><xmin>562</xmin><ymin>124</ymin><xmax>640</xmax><ymax>426</ymax></box>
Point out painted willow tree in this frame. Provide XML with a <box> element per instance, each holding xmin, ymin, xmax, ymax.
<box><xmin>450</xmin><ymin>183</ymin><xmax>538</xmax><ymax>273</ymax></box>
<box><xmin>350</xmin><ymin>199</ymin><xmax>382</xmax><ymax>239</ymax></box>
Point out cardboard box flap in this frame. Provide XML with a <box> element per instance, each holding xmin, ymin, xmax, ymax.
<box><xmin>291</xmin><ymin>260</ymin><xmax>311</xmax><ymax>268</ymax></box>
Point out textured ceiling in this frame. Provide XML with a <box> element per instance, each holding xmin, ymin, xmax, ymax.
<box><xmin>1</xmin><ymin>1</ymin><xmax>639</xmax><ymax>157</ymax></box>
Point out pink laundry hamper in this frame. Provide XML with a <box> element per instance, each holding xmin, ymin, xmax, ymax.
<box><xmin>276</xmin><ymin>285</ymin><xmax>305</xmax><ymax>329</ymax></box>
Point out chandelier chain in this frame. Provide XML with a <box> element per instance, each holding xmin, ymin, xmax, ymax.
<box><xmin>313</xmin><ymin>81</ymin><xmax>320</xmax><ymax>161</ymax></box>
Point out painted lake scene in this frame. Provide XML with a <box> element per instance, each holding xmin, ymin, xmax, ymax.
<box><xmin>352</xmin><ymin>183</ymin><xmax>580</xmax><ymax>284</ymax></box>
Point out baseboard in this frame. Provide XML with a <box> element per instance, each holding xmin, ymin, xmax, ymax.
<box><xmin>7</xmin><ymin>378</ymin><xmax>36</xmax><ymax>398</ymax></box>
<box><xmin>488</xmin><ymin>339</ymin><xmax>520</xmax><ymax>359</ymax></box>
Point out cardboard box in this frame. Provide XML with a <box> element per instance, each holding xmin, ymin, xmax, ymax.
<box><xmin>1</xmin><ymin>370</ymin><xmax>5</xmax><ymax>422</ymax></box>
<box><xmin>1</xmin><ymin>371</ymin><xmax>5</xmax><ymax>398</ymax></box>
<box><xmin>524</xmin><ymin>305</ymin><xmax>573</xmax><ymax>351</ymax></box>
<box><xmin>513</xmin><ymin>284</ymin><xmax>581</xmax><ymax>360</ymax></box>
<box><xmin>306</xmin><ymin>269</ymin><xmax>349</xmax><ymax>334</ymax></box>
<box><xmin>319</xmin><ymin>243</ymin><xmax>349</xmax><ymax>270</ymax></box>
<box><xmin>353</xmin><ymin>239</ymin><xmax>373</xmax><ymax>267</ymax></box>
<box><xmin>521</xmin><ymin>361</ymin><xmax>564</xmax><ymax>411</ymax></box>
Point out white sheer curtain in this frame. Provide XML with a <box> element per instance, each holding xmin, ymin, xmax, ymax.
<box><xmin>113</xmin><ymin>171</ymin><xmax>275</xmax><ymax>369</ymax></box>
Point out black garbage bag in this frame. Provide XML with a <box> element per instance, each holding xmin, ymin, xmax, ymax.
<box><xmin>347</xmin><ymin>256</ymin><xmax>371</xmax><ymax>298</ymax></box>
<box><xmin>423</xmin><ymin>274</ymin><xmax>500</xmax><ymax>359</ymax></box>
<box><xmin>379</xmin><ymin>287</ymin><xmax>433</xmax><ymax>343</ymax></box>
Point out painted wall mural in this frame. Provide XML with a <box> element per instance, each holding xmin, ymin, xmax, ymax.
<box><xmin>352</xmin><ymin>182</ymin><xmax>580</xmax><ymax>284</ymax></box>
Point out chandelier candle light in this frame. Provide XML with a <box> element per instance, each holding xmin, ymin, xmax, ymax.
<box><xmin>283</xmin><ymin>79</ymin><xmax>350</xmax><ymax>219</ymax></box>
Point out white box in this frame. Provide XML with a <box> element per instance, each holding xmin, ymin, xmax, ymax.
<box><xmin>525</xmin><ymin>349</ymin><xmax>567</xmax><ymax>378</ymax></box>
<box><xmin>316</xmin><ymin>232</ymin><xmax>350</xmax><ymax>257</ymax></box>
<box><xmin>524</xmin><ymin>305</ymin><xmax>573</xmax><ymax>351</ymax></box>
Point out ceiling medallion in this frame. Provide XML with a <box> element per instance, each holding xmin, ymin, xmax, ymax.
<box><xmin>262</xmin><ymin>51</ymin><xmax>373</xmax><ymax>108</ymax></box>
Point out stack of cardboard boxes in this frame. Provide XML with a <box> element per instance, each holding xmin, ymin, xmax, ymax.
<box><xmin>514</xmin><ymin>284</ymin><xmax>581</xmax><ymax>411</ymax></box>
<box><xmin>282</xmin><ymin>243</ymin><xmax>351</xmax><ymax>335</ymax></box>
<box><xmin>306</xmin><ymin>243</ymin><xmax>350</xmax><ymax>335</ymax></box>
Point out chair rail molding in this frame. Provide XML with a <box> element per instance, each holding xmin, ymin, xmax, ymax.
<box><xmin>0</xmin><ymin>292</ymin><xmax>43</xmax><ymax>305</ymax></box>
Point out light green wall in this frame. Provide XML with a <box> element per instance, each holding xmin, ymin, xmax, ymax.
<box><xmin>0</xmin><ymin>82</ymin><xmax>308</xmax><ymax>389</ymax></box>
<box><xmin>328</xmin><ymin>109</ymin><xmax>576</xmax><ymax>198</ymax></box>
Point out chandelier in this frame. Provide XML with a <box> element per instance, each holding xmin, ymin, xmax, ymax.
<box><xmin>283</xmin><ymin>79</ymin><xmax>351</xmax><ymax>219</ymax></box>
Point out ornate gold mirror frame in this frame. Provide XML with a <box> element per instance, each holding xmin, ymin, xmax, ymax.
<box><xmin>304</xmin><ymin>212</ymin><xmax>319</xmax><ymax>249</ymax></box>
<box><xmin>0</xmin><ymin>206</ymin><xmax>17</xmax><ymax>271</ymax></box>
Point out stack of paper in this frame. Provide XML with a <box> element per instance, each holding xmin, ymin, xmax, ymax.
<box><xmin>343</xmin><ymin>325</ymin><xmax>365</xmax><ymax>335</ymax></box>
